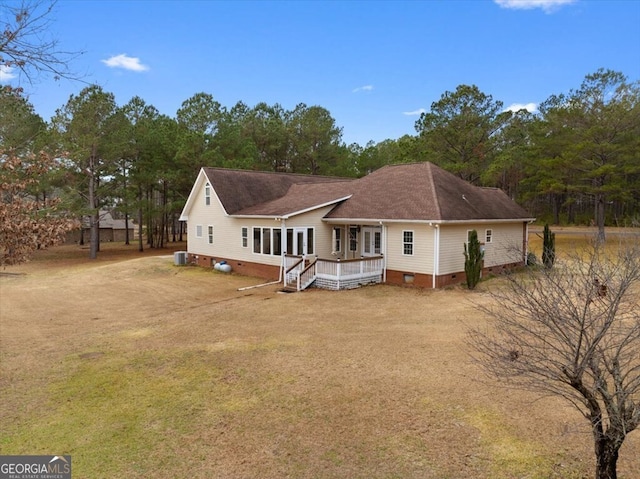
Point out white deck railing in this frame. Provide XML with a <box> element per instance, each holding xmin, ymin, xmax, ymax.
<box><xmin>316</xmin><ymin>256</ymin><xmax>384</xmax><ymax>279</ymax></box>
<box><xmin>283</xmin><ymin>255</ymin><xmax>384</xmax><ymax>291</ymax></box>
<box><xmin>284</xmin><ymin>255</ymin><xmax>305</xmax><ymax>289</ymax></box>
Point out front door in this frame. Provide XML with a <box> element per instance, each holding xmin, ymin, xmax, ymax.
<box><xmin>361</xmin><ymin>226</ymin><xmax>382</xmax><ymax>257</ymax></box>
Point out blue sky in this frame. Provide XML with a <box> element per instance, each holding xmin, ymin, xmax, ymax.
<box><xmin>3</xmin><ymin>0</ymin><xmax>640</xmax><ymax>146</ymax></box>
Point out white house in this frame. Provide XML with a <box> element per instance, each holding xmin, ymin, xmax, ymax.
<box><xmin>179</xmin><ymin>162</ymin><xmax>534</xmax><ymax>290</ymax></box>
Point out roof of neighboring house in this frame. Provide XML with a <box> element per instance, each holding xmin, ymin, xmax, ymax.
<box><xmin>193</xmin><ymin>162</ymin><xmax>533</xmax><ymax>222</ymax></box>
<box><xmin>81</xmin><ymin>211</ymin><xmax>133</xmax><ymax>229</ymax></box>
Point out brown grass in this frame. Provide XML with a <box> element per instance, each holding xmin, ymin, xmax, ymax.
<box><xmin>1</xmin><ymin>234</ymin><xmax>639</xmax><ymax>478</ymax></box>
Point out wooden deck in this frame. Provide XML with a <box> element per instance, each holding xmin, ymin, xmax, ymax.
<box><xmin>284</xmin><ymin>255</ymin><xmax>384</xmax><ymax>291</ymax></box>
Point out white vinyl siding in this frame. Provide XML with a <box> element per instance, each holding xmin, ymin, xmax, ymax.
<box><xmin>384</xmin><ymin>223</ymin><xmax>433</xmax><ymax>275</ymax></box>
<box><xmin>482</xmin><ymin>224</ymin><xmax>524</xmax><ymax>267</ymax></box>
<box><xmin>439</xmin><ymin>223</ymin><xmax>524</xmax><ymax>274</ymax></box>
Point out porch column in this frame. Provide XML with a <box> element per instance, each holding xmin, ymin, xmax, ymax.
<box><xmin>381</xmin><ymin>222</ymin><xmax>387</xmax><ymax>283</ymax></box>
<box><xmin>279</xmin><ymin>219</ymin><xmax>287</xmax><ymax>282</ymax></box>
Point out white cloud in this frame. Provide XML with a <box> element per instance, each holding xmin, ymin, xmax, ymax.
<box><xmin>352</xmin><ymin>85</ymin><xmax>374</xmax><ymax>93</ymax></box>
<box><xmin>402</xmin><ymin>108</ymin><xmax>426</xmax><ymax>116</ymax></box>
<box><xmin>101</xmin><ymin>54</ymin><xmax>149</xmax><ymax>72</ymax></box>
<box><xmin>0</xmin><ymin>65</ymin><xmax>16</xmax><ymax>82</ymax></box>
<box><xmin>494</xmin><ymin>0</ymin><xmax>576</xmax><ymax>13</ymax></box>
<box><xmin>505</xmin><ymin>102</ymin><xmax>538</xmax><ymax>113</ymax></box>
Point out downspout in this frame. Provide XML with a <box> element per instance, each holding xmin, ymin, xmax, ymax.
<box><xmin>432</xmin><ymin>224</ymin><xmax>440</xmax><ymax>289</ymax></box>
<box><xmin>380</xmin><ymin>221</ymin><xmax>387</xmax><ymax>283</ymax></box>
<box><xmin>525</xmin><ymin>220</ymin><xmax>533</xmax><ymax>265</ymax></box>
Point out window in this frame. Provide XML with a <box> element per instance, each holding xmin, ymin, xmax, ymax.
<box><xmin>207</xmin><ymin>225</ymin><xmax>214</xmax><ymax>244</ymax></box>
<box><xmin>204</xmin><ymin>183</ymin><xmax>211</xmax><ymax>206</ymax></box>
<box><xmin>403</xmin><ymin>230</ymin><xmax>414</xmax><ymax>255</ymax></box>
<box><xmin>253</xmin><ymin>227</ymin><xmax>261</xmax><ymax>254</ymax></box>
<box><xmin>196</xmin><ymin>225</ymin><xmax>203</xmax><ymax>238</ymax></box>
<box><xmin>333</xmin><ymin>228</ymin><xmax>342</xmax><ymax>253</ymax></box>
<box><xmin>262</xmin><ymin>228</ymin><xmax>271</xmax><ymax>255</ymax></box>
<box><xmin>273</xmin><ymin>229</ymin><xmax>282</xmax><ymax>255</ymax></box>
<box><xmin>252</xmin><ymin>227</ymin><xmax>282</xmax><ymax>256</ymax></box>
<box><xmin>241</xmin><ymin>227</ymin><xmax>248</xmax><ymax>248</ymax></box>
<box><xmin>286</xmin><ymin>228</ymin><xmax>294</xmax><ymax>255</ymax></box>
<box><xmin>307</xmin><ymin>228</ymin><xmax>314</xmax><ymax>255</ymax></box>
<box><xmin>374</xmin><ymin>231</ymin><xmax>381</xmax><ymax>254</ymax></box>
<box><xmin>485</xmin><ymin>229</ymin><xmax>493</xmax><ymax>244</ymax></box>
<box><xmin>349</xmin><ymin>227</ymin><xmax>358</xmax><ymax>252</ymax></box>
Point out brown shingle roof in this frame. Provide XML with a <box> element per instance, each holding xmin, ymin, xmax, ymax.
<box><xmin>202</xmin><ymin>167</ymin><xmax>352</xmax><ymax>215</ymax></box>
<box><xmin>202</xmin><ymin>163</ymin><xmax>532</xmax><ymax>222</ymax></box>
<box><xmin>235</xmin><ymin>181</ymin><xmax>354</xmax><ymax>217</ymax></box>
<box><xmin>325</xmin><ymin>162</ymin><xmax>532</xmax><ymax>221</ymax></box>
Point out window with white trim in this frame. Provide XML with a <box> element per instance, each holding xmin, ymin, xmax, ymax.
<box><xmin>196</xmin><ymin>225</ymin><xmax>203</xmax><ymax>238</ymax></box>
<box><xmin>273</xmin><ymin>229</ymin><xmax>282</xmax><ymax>255</ymax></box>
<box><xmin>252</xmin><ymin>227</ymin><xmax>282</xmax><ymax>256</ymax></box>
<box><xmin>307</xmin><ymin>228</ymin><xmax>314</xmax><ymax>255</ymax></box>
<box><xmin>253</xmin><ymin>228</ymin><xmax>261</xmax><ymax>253</ymax></box>
<box><xmin>207</xmin><ymin>225</ymin><xmax>214</xmax><ymax>244</ymax></box>
<box><xmin>241</xmin><ymin>227</ymin><xmax>248</xmax><ymax>248</ymax></box>
<box><xmin>333</xmin><ymin>227</ymin><xmax>342</xmax><ymax>253</ymax></box>
<box><xmin>204</xmin><ymin>183</ymin><xmax>211</xmax><ymax>206</ymax></box>
<box><xmin>349</xmin><ymin>227</ymin><xmax>358</xmax><ymax>252</ymax></box>
<box><xmin>403</xmin><ymin>230</ymin><xmax>414</xmax><ymax>255</ymax></box>
<box><xmin>262</xmin><ymin>228</ymin><xmax>271</xmax><ymax>255</ymax></box>
<box><xmin>485</xmin><ymin>229</ymin><xmax>493</xmax><ymax>244</ymax></box>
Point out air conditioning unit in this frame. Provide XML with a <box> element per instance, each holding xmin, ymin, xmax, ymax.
<box><xmin>174</xmin><ymin>251</ymin><xmax>188</xmax><ymax>265</ymax></box>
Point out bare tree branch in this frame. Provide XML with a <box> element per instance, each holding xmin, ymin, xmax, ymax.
<box><xmin>0</xmin><ymin>0</ymin><xmax>83</xmax><ymax>84</ymax></box>
<box><xmin>468</xmin><ymin>238</ymin><xmax>640</xmax><ymax>479</ymax></box>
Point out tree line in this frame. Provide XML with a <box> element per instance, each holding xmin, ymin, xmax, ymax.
<box><xmin>1</xmin><ymin>68</ymin><xmax>639</xmax><ymax>261</ymax></box>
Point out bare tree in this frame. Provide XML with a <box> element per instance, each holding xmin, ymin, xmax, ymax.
<box><xmin>0</xmin><ymin>0</ymin><xmax>82</xmax><ymax>84</ymax></box>
<box><xmin>1</xmin><ymin>0</ymin><xmax>81</xmax><ymax>266</ymax></box>
<box><xmin>468</xmin><ymin>239</ymin><xmax>640</xmax><ymax>479</ymax></box>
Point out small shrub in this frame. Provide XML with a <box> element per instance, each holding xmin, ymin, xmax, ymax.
<box><xmin>464</xmin><ymin>230</ymin><xmax>484</xmax><ymax>290</ymax></box>
<box><xmin>542</xmin><ymin>223</ymin><xmax>556</xmax><ymax>269</ymax></box>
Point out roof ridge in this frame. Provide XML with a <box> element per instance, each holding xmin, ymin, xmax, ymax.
<box><xmin>202</xmin><ymin>166</ymin><xmax>347</xmax><ymax>182</ymax></box>
<box><xmin>426</xmin><ymin>162</ymin><xmax>442</xmax><ymax>220</ymax></box>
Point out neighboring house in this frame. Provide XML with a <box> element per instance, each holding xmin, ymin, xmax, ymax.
<box><xmin>66</xmin><ymin>211</ymin><xmax>134</xmax><ymax>244</ymax></box>
<box><xmin>179</xmin><ymin>162</ymin><xmax>535</xmax><ymax>290</ymax></box>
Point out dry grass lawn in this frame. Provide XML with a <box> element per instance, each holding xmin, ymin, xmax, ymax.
<box><xmin>1</xmin><ymin>232</ymin><xmax>639</xmax><ymax>479</ymax></box>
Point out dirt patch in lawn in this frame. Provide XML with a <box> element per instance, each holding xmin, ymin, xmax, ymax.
<box><xmin>1</xmin><ymin>237</ymin><xmax>638</xmax><ymax>478</ymax></box>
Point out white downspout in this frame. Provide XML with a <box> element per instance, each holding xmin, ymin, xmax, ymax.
<box><xmin>432</xmin><ymin>224</ymin><xmax>440</xmax><ymax>289</ymax></box>
<box><xmin>279</xmin><ymin>218</ymin><xmax>287</xmax><ymax>282</ymax></box>
<box><xmin>380</xmin><ymin>221</ymin><xmax>387</xmax><ymax>283</ymax></box>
